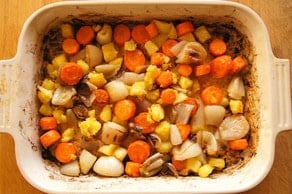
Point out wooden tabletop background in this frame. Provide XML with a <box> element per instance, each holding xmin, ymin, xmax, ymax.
<box><xmin>0</xmin><ymin>0</ymin><xmax>291</xmax><ymax>193</ymax></box>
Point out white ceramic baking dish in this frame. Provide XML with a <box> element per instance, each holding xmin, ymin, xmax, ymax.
<box><xmin>0</xmin><ymin>0</ymin><xmax>291</xmax><ymax>193</ymax></box>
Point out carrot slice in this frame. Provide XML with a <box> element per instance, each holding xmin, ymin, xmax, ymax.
<box><xmin>134</xmin><ymin>112</ymin><xmax>157</xmax><ymax>134</ymax></box>
<box><xmin>178</xmin><ymin>63</ymin><xmax>193</xmax><ymax>77</ymax></box>
<box><xmin>114</xmin><ymin>99</ymin><xmax>136</xmax><ymax>121</ymax></box>
<box><xmin>62</xmin><ymin>38</ymin><xmax>80</xmax><ymax>55</ymax></box>
<box><xmin>171</xmin><ymin>156</ymin><xmax>187</xmax><ymax>171</ymax></box>
<box><xmin>156</xmin><ymin>71</ymin><xmax>173</xmax><ymax>88</ymax></box>
<box><xmin>127</xmin><ymin>140</ymin><xmax>151</xmax><ymax>164</ymax></box>
<box><xmin>162</xmin><ymin>39</ymin><xmax>178</xmax><ymax>57</ymax></box>
<box><xmin>210</xmin><ymin>55</ymin><xmax>232</xmax><ymax>78</ymax></box>
<box><xmin>160</xmin><ymin>88</ymin><xmax>177</xmax><ymax>104</ymax></box>
<box><xmin>209</xmin><ymin>38</ymin><xmax>227</xmax><ymax>56</ymax></box>
<box><xmin>125</xmin><ymin>161</ymin><xmax>142</xmax><ymax>177</ymax></box>
<box><xmin>39</xmin><ymin>129</ymin><xmax>61</xmax><ymax>148</ymax></box>
<box><xmin>150</xmin><ymin>52</ymin><xmax>165</xmax><ymax>66</ymax></box>
<box><xmin>176</xmin><ymin>21</ymin><xmax>195</xmax><ymax>37</ymax></box>
<box><xmin>55</xmin><ymin>142</ymin><xmax>77</xmax><ymax>163</ymax></box>
<box><xmin>230</xmin><ymin>56</ymin><xmax>247</xmax><ymax>74</ymax></box>
<box><xmin>131</xmin><ymin>24</ymin><xmax>151</xmax><ymax>44</ymax></box>
<box><xmin>194</xmin><ymin>63</ymin><xmax>211</xmax><ymax>76</ymax></box>
<box><xmin>145</xmin><ymin>22</ymin><xmax>159</xmax><ymax>39</ymax></box>
<box><xmin>113</xmin><ymin>24</ymin><xmax>131</xmax><ymax>46</ymax></box>
<box><xmin>94</xmin><ymin>89</ymin><xmax>110</xmax><ymax>106</ymax></box>
<box><xmin>76</xmin><ymin>26</ymin><xmax>95</xmax><ymax>45</ymax></box>
<box><xmin>228</xmin><ymin>138</ymin><xmax>248</xmax><ymax>150</ymax></box>
<box><xmin>124</xmin><ymin>49</ymin><xmax>146</xmax><ymax>72</ymax></box>
<box><xmin>201</xmin><ymin>86</ymin><xmax>223</xmax><ymax>105</ymax></box>
<box><xmin>59</xmin><ymin>62</ymin><xmax>83</xmax><ymax>85</ymax></box>
<box><xmin>40</xmin><ymin>116</ymin><xmax>57</xmax><ymax>130</ymax></box>
<box><xmin>176</xmin><ymin>123</ymin><xmax>191</xmax><ymax>141</ymax></box>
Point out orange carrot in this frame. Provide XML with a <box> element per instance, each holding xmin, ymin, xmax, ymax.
<box><xmin>162</xmin><ymin>39</ymin><xmax>178</xmax><ymax>57</ymax></box>
<box><xmin>156</xmin><ymin>71</ymin><xmax>173</xmax><ymax>88</ymax></box>
<box><xmin>194</xmin><ymin>63</ymin><xmax>211</xmax><ymax>76</ymax></box>
<box><xmin>124</xmin><ymin>49</ymin><xmax>146</xmax><ymax>72</ymax></box>
<box><xmin>171</xmin><ymin>156</ymin><xmax>187</xmax><ymax>171</ymax></box>
<box><xmin>209</xmin><ymin>38</ymin><xmax>227</xmax><ymax>56</ymax></box>
<box><xmin>210</xmin><ymin>55</ymin><xmax>232</xmax><ymax>78</ymax></box>
<box><xmin>184</xmin><ymin>97</ymin><xmax>199</xmax><ymax>115</ymax></box>
<box><xmin>54</xmin><ymin>142</ymin><xmax>77</xmax><ymax>163</ymax></box>
<box><xmin>134</xmin><ymin>112</ymin><xmax>157</xmax><ymax>134</ymax></box>
<box><xmin>62</xmin><ymin>38</ymin><xmax>80</xmax><ymax>55</ymax></box>
<box><xmin>150</xmin><ymin>52</ymin><xmax>165</xmax><ymax>66</ymax></box>
<box><xmin>228</xmin><ymin>138</ymin><xmax>248</xmax><ymax>150</ymax></box>
<box><xmin>201</xmin><ymin>86</ymin><xmax>223</xmax><ymax>105</ymax></box>
<box><xmin>127</xmin><ymin>140</ymin><xmax>151</xmax><ymax>164</ymax></box>
<box><xmin>94</xmin><ymin>89</ymin><xmax>110</xmax><ymax>106</ymax></box>
<box><xmin>114</xmin><ymin>99</ymin><xmax>136</xmax><ymax>121</ymax></box>
<box><xmin>145</xmin><ymin>22</ymin><xmax>159</xmax><ymax>39</ymax></box>
<box><xmin>131</xmin><ymin>24</ymin><xmax>151</xmax><ymax>44</ymax></box>
<box><xmin>160</xmin><ymin>88</ymin><xmax>177</xmax><ymax>104</ymax></box>
<box><xmin>39</xmin><ymin>129</ymin><xmax>61</xmax><ymax>148</ymax></box>
<box><xmin>59</xmin><ymin>62</ymin><xmax>83</xmax><ymax>85</ymax></box>
<box><xmin>40</xmin><ymin>116</ymin><xmax>57</xmax><ymax>130</ymax></box>
<box><xmin>76</xmin><ymin>25</ymin><xmax>95</xmax><ymax>45</ymax></box>
<box><xmin>178</xmin><ymin>63</ymin><xmax>193</xmax><ymax>77</ymax></box>
<box><xmin>125</xmin><ymin>161</ymin><xmax>142</xmax><ymax>177</ymax></box>
<box><xmin>176</xmin><ymin>123</ymin><xmax>191</xmax><ymax>141</ymax></box>
<box><xmin>230</xmin><ymin>56</ymin><xmax>247</xmax><ymax>74</ymax></box>
<box><xmin>113</xmin><ymin>24</ymin><xmax>131</xmax><ymax>46</ymax></box>
<box><xmin>176</xmin><ymin>21</ymin><xmax>194</xmax><ymax>37</ymax></box>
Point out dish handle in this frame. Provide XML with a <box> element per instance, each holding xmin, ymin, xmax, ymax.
<box><xmin>0</xmin><ymin>58</ymin><xmax>18</xmax><ymax>137</ymax></box>
<box><xmin>273</xmin><ymin>57</ymin><xmax>292</xmax><ymax>134</ymax></box>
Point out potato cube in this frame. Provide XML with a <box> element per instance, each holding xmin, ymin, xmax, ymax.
<box><xmin>113</xmin><ymin>147</ymin><xmax>128</xmax><ymax>161</ymax></box>
<box><xmin>229</xmin><ymin>99</ymin><xmax>243</xmax><ymax>114</ymax></box>
<box><xmin>208</xmin><ymin>158</ymin><xmax>225</xmax><ymax>170</ymax></box>
<box><xmin>168</xmin><ymin>22</ymin><xmax>177</xmax><ymax>39</ymax></box>
<box><xmin>61</xmin><ymin>128</ymin><xmax>75</xmax><ymax>142</ymax></box>
<box><xmin>124</xmin><ymin>39</ymin><xmax>137</xmax><ymax>51</ymax></box>
<box><xmin>149</xmin><ymin>104</ymin><xmax>165</xmax><ymax>122</ymax></box>
<box><xmin>60</xmin><ymin>23</ymin><xmax>74</xmax><ymax>38</ymax></box>
<box><xmin>198</xmin><ymin>164</ymin><xmax>214</xmax><ymax>178</ymax></box>
<box><xmin>99</xmin><ymin>105</ymin><xmax>112</xmax><ymax>122</ymax></box>
<box><xmin>194</xmin><ymin>26</ymin><xmax>211</xmax><ymax>43</ymax></box>
<box><xmin>144</xmin><ymin>40</ymin><xmax>159</xmax><ymax>56</ymax></box>
<box><xmin>157</xmin><ymin>141</ymin><xmax>173</xmax><ymax>153</ymax></box>
<box><xmin>178</xmin><ymin>32</ymin><xmax>196</xmax><ymax>42</ymax></box>
<box><xmin>102</xmin><ymin>42</ymin><xmax>118</xmax><ymax>62</ymax></box>
<box><xmin>88</xmin><ymin>72</ymin><xmax>107</xmax><ymax>87</ymax></box>
<box><xmin>98</xmin><ymin>144</ymin><xmax>118</xmax><ymax>156</ymax></box>
<box><xmin>178</xmin><ymin>76</ymin><xmax>193</xmax><ymax>89</ymax></box>
<box><xmin>153</xmin><ymin>20</ymin><xmax>171</xmax><ymax>33</ymax></box>
<box><xmin>186</xmin><ymin>157</ymin><xmax>202</xmax><ymax>173</ymax></box>
<box><xmin>154</xmin><ymin>120</ymin><xmax>171</xmax><ymax>141</ymax></box>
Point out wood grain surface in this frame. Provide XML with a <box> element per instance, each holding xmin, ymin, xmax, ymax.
<box><xmin>0</xmin><ymin>0</ymin><xmax>291</xmax><ymax>193</ymax></box>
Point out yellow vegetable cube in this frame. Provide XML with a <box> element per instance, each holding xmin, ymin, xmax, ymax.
<box><xmin>154</xmin><ymin>120</ymin><xmax>171</xmax><ymax>141</ymax></box>
<box><xmin>208</xmin><ymin>158</ymin><xmax>225</xmax><ymax>170</ymax></box>
<box><xmin>37</xmin><ymin>86</ymin><xmax>53</xmax><ymax>104</ymax></box>
<box><xmin>98</xmin><ymin>144</ymin><xmax>118</xmax><ymax>156</ymax></box>
<box><xmin>157</xmin><ymin>141</ymin><xmax>173</xmax><ymax>153</ymax></box>
<box><xmin>186</xmin><ymin>157</ymin><xmax>202</xmax><ymax>173</ymax></box>
<box><xmin>129</xmin><ymin>81</ymin><xmax>146</xmax><ymax>96</ymax></box>
<box><xmin>192</xmin><ymin>78</ymin><xmax>201</xmax><ymax>94</ymax></box>
<box><xmin>52</xmin><ymin>109</ymin><xmax>67</xmax><ymax>124</ymax></box>
<box><xmin>46</xmin><ymin>63</ymin><xmax>59</xmax><ymax>78</ymax></box>
<box><xmin>178</xmin><ymin>76</ymin><xmax>193</xmax><ymax>89</ymax></box>
<box><xmin>151</xmin><ymin>33</ymin><xmax>168</xmax><ymax>48</ymax></box>
<box><xmin>221</xmin><ymin>97</ymin><xmax>230</xmax><ymax>107</ymax></box>
<box><xmin>149</xmin><ymin>104</ymin><xmax>165</xmax><ymax>122</ymax></box>
<box><xmin>113</xmin><ymin>147</ymin><xmax>128</xmax><ymax>161</ymax></box>
<box><xmin>79</xmin><ymin>110</ymin><xmax>102</xmax><ymax>138</ymax></box>
<box><xmin>124</xmin><ymin>39</ymin><xmax>137</xmax><ymax>51</ymax></box>
<box><xmin>41</xmin><ymin>78</ymin><xmax>55</xmax><ymax>90</ymax></box>
<box><xmin>88</xmin><ymin>72</ymin><xmax>107</xmax><ymax>87</ymax></box>
<box><xmin>39</xmin><ymin>103</ymin><xmax>53</xmax><ymax>116</ymax></box>
<box><xmin>198</xmin><ymin>164</ymin><xmax>214</xmax><ymax>178</ymax></box>
<box><xmin>144</xmin><ymin>40</ymin><xmax>159</xmax><ymax>56</ymax></box>
<box><xmin>178</xmin><ymin>32</ymin><xmax>196</xmax><ymax>42</ymax></box>
<box><xmin>99</xmin><ymin>105</ymin><xmax>112</xmax><ymax>122</ymax></box>
<box><xmin>174</xmin><ymin>92</ymin><xmax>188</xmax><ymax>104</ymax></box>
<box><xmin>194</xmin><ymin>26</ymin><xmax>211</xmax><ymax>43</ymax></box>
<box><xmin>61</xmin><ymin>128</ymin><xmax>75</xmax><ymax>142</ymax></box>
<box><xmin>52</xmin><ymin>53</ymin><xmax>67</xmax><ymax>66</ymax></box>
<box><xmin>60</xmin><ymin>23</ymin><xmax>74</xmax><ymax>38</ymax></box>
<box><xmin>102</xmin><ymin>42</ymin><xmax>118</xmax><ymax>63</ymax></box>
<box><xmin>153</xmin><ymin>20</ymin><xmax>171</xmax><ymax>34</ymax></box>
<box><xmin>168</xmin><ymin>22</ymin><xmax>177</xmax><ymax>39</ymax></box>
<box><xmin>229</xmin><ymin>99</ymin><xmax>244</xmax><ymax>114</ymax></box>
<box><xmin>77</xmin><ymin>60</ymin><xmax>89</xmax><ymax>74</ymax></box>
<box><xmin>144</xmin><ymin>65</ymin><xmax>161</xmax><ymax>90</ymax></box>
<box><xmin>146</xmin><ymin>89</ymin><xmax>160</xmax><ymax>101</ymax></box>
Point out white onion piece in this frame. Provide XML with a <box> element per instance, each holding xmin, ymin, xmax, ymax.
<box><xmin>170</xmin><ymin>124</ymin><xmax>183</xmax><ymax>145</ymax></box>
<box><xmin>101</xmin><ymin>122</ymin><xmax>127</xmax><ymax>144</ymax></box>
<box><xmin>197</xmin><ymin>131</ymin><xmax>218</xmax><ymax>156</ymax></box>
<box><xmin>227</xmin><ymin>76</ymin><xmax>245</xmax><ymax>100</ymax></box>
<box><xmin>174</xmin><ymin>103</ymin><xmax>194</xmax><ymax>124</ymax></box>
<box><xmin>85</xmin><ymin>45</ymin><xmax>103</xmax><ymax>68</ymax></box>
<box><xmin>173</xmin><ymin>140</ymin><xmax>202</xmax><ymax>161</ymax></box>
<box><xmin>204</xmin><ymin>105</ymin><xmax>226</xmax><ymax>126</ymax></box>
<box><xmin>95</xmin><ymin>64</ymin><xmax>119</xmax><ymax>79</ymax></box>
<box><xmin>93</xmin><ymin>156</ymin><xmax>124</xmax><ymax>177</ymax></box>
<box><xmin>169</xmin><ymin>40</ymin><xmax>188</xmax><ymax>56</ymax></box>
<box><xmin>70</xmin><ymin>49</ymin><xmax>85</xmax><ymax>62</ymax></box>
<box><xmin>60</xmin><ymin>160</ymin><xmax>80</xmax><ymax>177</ymax></box>
<box><xmin>191</xmin><ymin>97</ymin><xmax>205</xmax><ymax>127</ymax></box>
<box><xmin>118</xmin><ymin>72</ymin><xmax>145</xmax><ymax>85</ymax></box>
<box><xmin>52</xmin><ymin>86</ymin><xmax>76</xmax><ymax>106</ymax></box>
<box><xmin>79</xmin><ymin>149</ymin><xmax>97</xmax><ymax>174</ymax></box>
<box><xmin>219</xmin><ymin>115</ymin><xmax>250</xmax><ymax>140</ymax></box>
<box><xmin>104</xmin><ymin>80</ymin><xmax>129</xmax><ymax>102</ymax></box>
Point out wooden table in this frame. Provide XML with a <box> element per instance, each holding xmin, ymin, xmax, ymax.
<box><xmin>0</xmin><ymin>0</ymin><xmax>291</xmax><ymax>193</ymax></box>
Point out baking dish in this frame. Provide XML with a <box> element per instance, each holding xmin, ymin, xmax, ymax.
<box><xmin>0</xmin><ymin>0</ymin><xmax>291</xmax><ymax>193</ymax></box>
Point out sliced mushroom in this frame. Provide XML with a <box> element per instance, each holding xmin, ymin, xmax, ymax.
<box><xmin>101</xmin><ymin>122</ymin><xmax>128</xmax><ymax>145</ymax></box>
<box><xmin>72</xmin><ymin>104</ymin><xmax>88</xmax><ymax>119</ymax></box>
<box><xmin>95</xmin><ymin>64</ymin><xmax>120</xmax><ymax>79</ymax></box>
<box><xmin>218</xmin><ymin>115</ymin><xmax>250</xmax><ymax>141</ymax></box>
<box><xmin>196</xmin><ymin>130</ymin><xmax>218</xmax><ymax>156</ymax></box>
<box><xmin>176</xmin><ymin>42</ymin><xmax>207</xmax><ymax>64</ymax></box>
<box><xmin>140</xmin><ymin>153</ymin><xmax>167</xmax><ymax>177</ymax></box>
